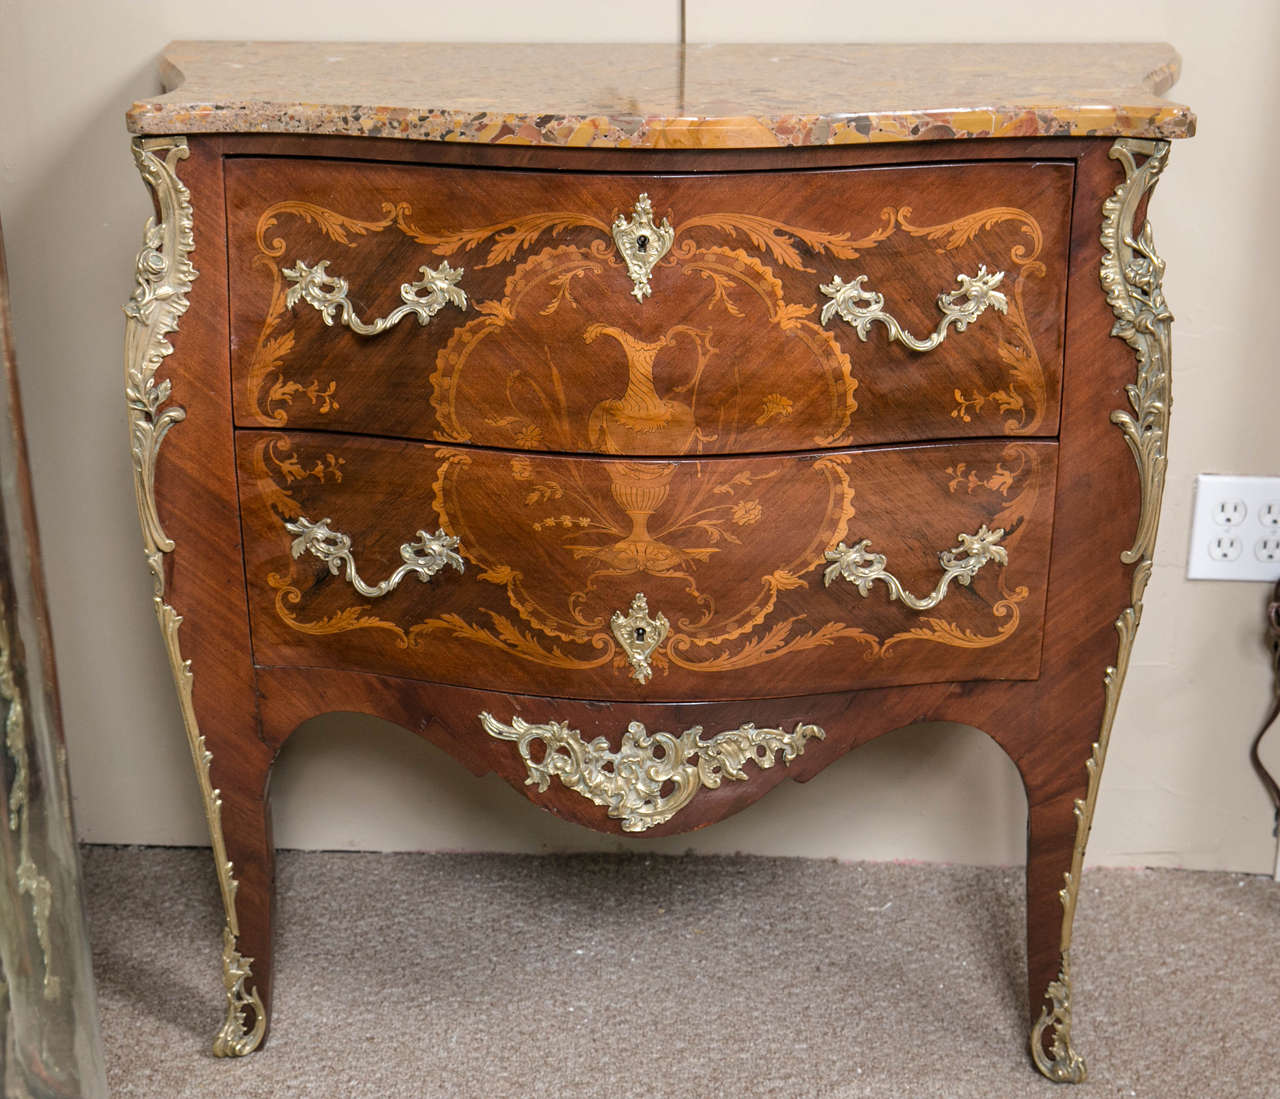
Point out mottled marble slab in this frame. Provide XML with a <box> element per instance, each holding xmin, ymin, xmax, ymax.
<box><xmin>128</xmin><ymin>41</ymin><xmax>1195</xmax><ymax>148</ymax></box>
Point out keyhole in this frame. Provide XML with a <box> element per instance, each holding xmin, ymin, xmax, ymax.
<box><xmin>636</xmin><ymin>234</ymin><xmax>649</xmax><ymax>253</ymax></box>
<box><xmin>634</xmin><ymin>627</ymin><xmax>646</xmax><ymax>642</ymax></box>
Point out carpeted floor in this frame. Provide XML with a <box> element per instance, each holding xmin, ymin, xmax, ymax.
<box><xmin>82</xmin><ymin>848</ymin><xmax>1279</xmax><ymax>1098</ymax></box>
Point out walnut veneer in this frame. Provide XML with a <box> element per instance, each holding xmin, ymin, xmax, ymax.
<box><xmin>124</xmin><ymin>43</ymin><xmax>1191</xmax><ymax>1083</ymax></box>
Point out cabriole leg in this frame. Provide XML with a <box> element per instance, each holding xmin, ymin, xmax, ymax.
<box><xmin>1026</xmin><ymin>133</ymin><xmax>1173</xmax><ymax>1083</ymax></box>
<box><xmin>126</xmin><ymin>135</ymin><xmax>269</xmax><ymax>1056</ymax></box>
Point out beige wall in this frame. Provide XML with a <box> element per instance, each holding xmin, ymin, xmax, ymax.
<box><xmin>1</xmin><ymin>2</ymin><xmax>1276</xmax><ymax>872</ymax></box>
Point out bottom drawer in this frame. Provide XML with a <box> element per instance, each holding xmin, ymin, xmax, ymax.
<box><xmin>237</xmin><ymin>432</ymin><xmax>1057</xmax><ymax>701</ymax></box>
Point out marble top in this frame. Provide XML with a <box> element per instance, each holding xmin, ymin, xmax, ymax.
<box><xmin>127</xmin><ymin>41</ymin><xmax>1195</xmax><ymax>148</ymax></box>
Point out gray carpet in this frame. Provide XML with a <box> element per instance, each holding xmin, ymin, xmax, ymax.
<box><xmin>84</xmin><ymin>848</ymin><xmax>1279</xmax><ymax>1098</ymax></box>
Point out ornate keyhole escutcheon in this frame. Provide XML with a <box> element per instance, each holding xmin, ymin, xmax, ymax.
<box><xmin>611</xmin><ymin>194</ymin><xmax>674</xmax><ymax>302</ymax></box>
<box><xmin>610</xmin><ymin>592</ymin><xmax>669</xmax><ymax>683</ymax></box>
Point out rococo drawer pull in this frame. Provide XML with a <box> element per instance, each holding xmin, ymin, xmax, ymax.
<box><xmin>610</xmin><ymin>592</ymin><xmax>669</xmax><ymax>684</ymax></box>
<box><xmin>286</xmin><ymin>515</ymin><xmax>464</xmax><ymax>597</ymax></box>
<box><xmin>818</xmin><ymin>265</ymin><xmax>1007</xmax><ymax>352</ymax></box>
<box><xmin>611</xmin><ymin>193</ymin><xmax>674</xmax><ymax>302</ymax></box>
<box><xmin>282</xmin><ymin>258</ymin><xmax>467</xmax><ymax>336</ymax></box>
<box><xmin>480</xmin><ymin>712</ymin><xmax>825</xmax><ymax>832</ymax></box>
<box><xmin>823</xmin><ymin>524</ymin><xmax>1007</xmax><ymax>611</ymax></box>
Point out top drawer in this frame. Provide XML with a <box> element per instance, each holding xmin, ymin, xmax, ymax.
<box><xmin>227</xmin><ymin>157</ymin><xmax>1071</xmax><ymax>454</ymax></box>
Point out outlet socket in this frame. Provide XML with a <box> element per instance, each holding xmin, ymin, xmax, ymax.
<box><xmin>1208</xmin><ymin>533</ymin><xmax>1243</xmax><ymax>561</ymax></box>
<box><xmin>1188</xmin><ymin>474</ymin><xmax>1280</xmax><ymax>581</ymax></box>
<box><xmin>1214</xmin><ymin>498</ymin><xmax>1247</xmax><ymax>526</ymax></box>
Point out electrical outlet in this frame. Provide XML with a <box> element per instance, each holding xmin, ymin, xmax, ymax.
<box><xmin>1188</xmin><ymin>474</ymin><xmax>1280</xmax><ymax>581</ymax></box>
<box><xmin>1208</xmin><ymin>533</ymin><xmax>1243</xmax><ymax>561</ymax></box>
<box><xmin>1214</xmin><ymin>498</ymin><xmax>1247</xmax><ymax>526</ymax></box>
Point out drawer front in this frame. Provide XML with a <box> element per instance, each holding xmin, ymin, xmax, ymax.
<box><xmin>238</xmin><ymin>432</ymin><xmax>1056</xmax><ymax>700</ymax></box>
<box><xmin>227</xmin><ymin>159</ymin><xmax>1071</xmax><ymax>453</ymax></box>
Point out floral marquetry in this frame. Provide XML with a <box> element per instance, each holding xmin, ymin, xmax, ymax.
<box><xmin>237</xmin><ymin>433</ymin><xmax>1057</xmax><ymax>700</ymax></box>
<box><xmin>226</xmin><ymin>159</ymin><xmax>1072</xmax><ymax>451</ymax></box>
<box><xmin>125</xmin><ymin>39</ymin><xmax>1191</xmax><ymax>1078</ymax></box>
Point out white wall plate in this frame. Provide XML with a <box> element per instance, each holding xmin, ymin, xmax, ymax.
<box><xmin>1187</xmin><ymin>474</ymin><xmax>1280</xmax><ymax>581</ymax></box>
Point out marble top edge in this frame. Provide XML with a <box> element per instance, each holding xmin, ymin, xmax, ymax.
<box><xmin>127</xmin><ymin>41</ymin><xmax>1195</xmax><ymax>148</ymax></box>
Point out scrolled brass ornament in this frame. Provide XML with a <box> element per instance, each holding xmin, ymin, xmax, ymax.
<box><xmin>1100</xmin><ymin>140</ymin><xmax>1173</xmax><ymax>567</ymax></box>
<box><xmin>609</xmin><ymin>592</ymin><xmax>669</xmax><ymax>683</ymax></box>
<box><xmin>823</xmin><ymin>525</ymin><xmax>1007</xmax><ymax>611</ymax></box>
<box><xmin>480</xmin><ymin>712</ymin><xmax>824</xmax><ymax>831</ymax></box>
<box><xmin>1032</xmin><ymin>959</ymin><xmax>1085</xmax><ymax>1083</ymax></box>
<box><xmin>282</xmin><ymin>257</ymin><xmax>466</xmax><ymax>335</ymax></box>
<box><xmin>819</xmin><ymin>265</ymin><xmax>1007</xmax><ymax>352</ymax></box>
<box><xmin>286</xmin><ymin>515</ymin><xmax>464</xmax><ymax>598</ymax></box>
<box><xmin>0</xmin><ymin>600</ymin><xmax>55</xmax><ymax>1000</ymax></box>
<box><xmin>214</xmin><ymin>926</ymin><xmax>267</xmax><ymax>1057</ymax></box>
<box><xmin>611</xmin><ymin>193</ymin><xmax>674</xmax><ymax>302</ymax></box>
<box><xmin>124</xmin><ymin>139</ymin><xmax>196</xmax><ymax>585</ymax></box>
<box><xmin>126</xmin><ymin>136</ymin><xmax>265</xmax><ymax>1057</ymax></box>
<box><xmin>1030</xmin><ymin>137</ymin><xmax>1174</xmax><ymax>1085</ymax></box>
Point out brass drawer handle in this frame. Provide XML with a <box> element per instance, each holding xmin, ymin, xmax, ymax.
<box><xmin>480</xmin><ymin>711</ymin><xmax>825</xmax><ymax>832</ymax></box>
<box><xmin>282</xmin><ymin>259</ymin><xmax>467</xmax><ymax>336</ymax></box>
<box><xmin>823</xmin><ymin>524</ymin><xmax>1007</xmax><ymax>611</ymax></box>
<box><xmin>286</xmin><ymin>516</ymin><xmax>463</xmax><ymax>598</ymax></box>
<box><xmin>819</xmin><ymin>265</ymin><xmax>1006</xmax><ymax>352</ymax></box>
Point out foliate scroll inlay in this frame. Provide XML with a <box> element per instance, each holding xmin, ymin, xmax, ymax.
<box><xmin>1031</xmin><ymin>137</ymin><xmax>1174</xmax><ymax>1086</ymax></box>
<box><xmin>819</xmin><ymin>265</ymin><xmax>1007</xmax><ymax>352</ymax></box>
<box><xmin>611</xmin><ymin>194</ymin><xmax>674</xmax><ymax>302</ymax></box>
<box><xmin>259</xmin><ymin>195</ymin><xmax>1048</xmax><ymax>676</ymax></box>
<box><xmin>480</xmin><ymin>712</ymin><xmax>824</xmax><ymax>832</ymax></box>
<box><xmin>283</xmin><ymin>257</ymin><xmax>466</xmax><ymax>336</ymax></box>
<box><xmin>254</xmin><ymin>192</ymin><xmax>1048</xmax><ymax>439</ymax></box>
<box><xmin>286</xmin><ymin>515</ymin><xmax>464</xmax><ymax>598</ymax></box>
<box><xmin>823</xmin><ymin>525</ymin><xmax>1007</xmax><ymax>612</ymax></box>
<box><xmin>126</xmin><ymin>136</ymin><xmax>265</xmax><ymax>1057</ymax></box>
